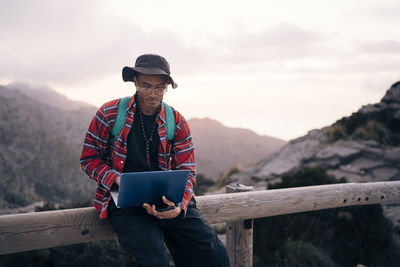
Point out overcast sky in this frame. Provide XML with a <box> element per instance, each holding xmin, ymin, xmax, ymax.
<box><xmin>1</xmin><ymin>0</ymin><xmax>399</xmax><ymax>140</ymax></box>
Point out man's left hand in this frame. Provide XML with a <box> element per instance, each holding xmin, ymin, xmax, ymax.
<box><xmin>143</xmin><ymin>196</ymin><xmax>182</xmax><ymax>219</ymax></box>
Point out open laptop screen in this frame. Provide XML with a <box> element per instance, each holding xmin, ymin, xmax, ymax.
<box><xmin>111</xmin><ymin>170</ymin><xmax>189</xmax><ymax>208</ymax></box>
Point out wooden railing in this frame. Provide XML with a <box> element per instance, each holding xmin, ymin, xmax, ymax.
<box><xmin>1</xmin><ymin>181</ymin><xmax>400</xmax><ymax>266</ymax></box>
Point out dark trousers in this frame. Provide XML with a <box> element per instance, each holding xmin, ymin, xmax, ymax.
<box><xmin>108</xmin><ymin>200</ymin><xmax>230</xmax><ymax>267</ymax></box>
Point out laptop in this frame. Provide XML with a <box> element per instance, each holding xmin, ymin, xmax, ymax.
<box><xmin>110</xmin><ymin>170</ymin><xmax>189</xmax><ymax>209</ymax></box>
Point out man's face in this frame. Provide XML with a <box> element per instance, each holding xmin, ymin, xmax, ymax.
<box><xmin>134</xmin><ymin>74</ymin><xmax>168</xmax><ymax>114</ymax></box>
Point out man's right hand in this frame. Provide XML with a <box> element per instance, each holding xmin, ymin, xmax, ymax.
<box><xmin>115</xmin><ymin>176</ymin><xmax>121</xmax><ymax>187</ymax></box>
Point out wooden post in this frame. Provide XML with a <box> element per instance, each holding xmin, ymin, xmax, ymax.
<box><xmin>226</xmin><ymin>183</ymin><xmax>254</xmax><ymax>267</ymax></box>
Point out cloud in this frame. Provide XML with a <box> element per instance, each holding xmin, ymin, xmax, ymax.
<box><xmin>4</xmin><ymin>1</ymin><xmax>374</xmax><ymax>85</ymax></box>
<box><xmin>164</xmin><ymin>23</ymin><xmax>327</xmax><ymax>75</ymax></box>
<box><xmin>1</xmin><ymin>0</ymin><xmax>398</xmax><ymax>92</ymax></box>
<box><xmin>0</xmin><ymin>0</ymin><xmax>329</xmax><ymax>85</ymax></box>
<box><xmin>358</xmin><ymin>3</ymin><xmax>400</xmax><ymax>21</ymax></box>
<box><xmin>0</xmin><ymin>1</ymin><xmax>196</xmax><ymax>85</ymax></box>
<box><xmin>228</xmin><ymin>23</ymin><xmax>323</xmax><ymax>60</ymax></box>
<box><xmin>358</xmin><ymin>40</ymin><xmax>400</xmax><ymax>54</ymax></box>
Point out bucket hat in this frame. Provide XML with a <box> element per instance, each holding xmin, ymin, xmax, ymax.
<box><xmin>122</xmin><ymin>54</ymin><xmax>178</xmax><ymax>88</ymax></box>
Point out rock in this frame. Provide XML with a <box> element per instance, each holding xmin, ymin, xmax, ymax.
<box><xmin>315</xmin><ymin>142</ymin><xmax>360</xmax><ymax>161</ymax></box>
<box><xmin>318</xmin><ymin>157</ymin><xmax>341</xmax><ymax>168</ymax></box>
<box><xmin>359</xmin><ymin>103</ymin><xmax>387</xmax><ymax>115</ymax></box>
<box><xmin>328</xmin><ymin>169</ymin><xmax>375</xmax><ymax>183</ymax></box>
<box><xmin>339</xmin><ymin>158</ymin><xmax>385</xmax><ymax>174</ymax></box>
<box><xmin>384</xmin><ymin>146</ymin><xmax>400</xmax><ymax>161</ymax></box>
<box><xmin>257</xmin><ymin>130</ymin><xmax>326</xmax><ymax>178</ymax></box>
<box><xmin>383</xmin><ymin>204</ymin><xmax>400</xmax><ymax>225</ymax></box>
<box><xmin>371</xmin><ymin>167</ymin><xmax>399</xmax><ymax>181</ymax></box>
<box><xmin>382</xmin><ymin>81</ymin><xmax>400</xmax><ymax>104</ymax></box>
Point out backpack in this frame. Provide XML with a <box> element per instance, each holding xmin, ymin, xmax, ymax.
<box><xmin>109</xmin><ymin>96</ymin><xmax>176</xmax><ymax>144</ymax></box>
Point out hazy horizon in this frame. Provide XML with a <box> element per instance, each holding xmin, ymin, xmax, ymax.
<box><xmin>1</xmin><ymin>0</ymin><xmax>399</xmax><ymax>140</ymax></box>
<box><xmin>2</xmin><ymin>81</ymin><xmax>290</xmax><ymax>142</ymax></box>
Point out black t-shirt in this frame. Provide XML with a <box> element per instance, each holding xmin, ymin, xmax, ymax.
<box><xmin>123</xmin><ymin>110</ymin><xmax>161</xmax><ymax>173</ymax></box>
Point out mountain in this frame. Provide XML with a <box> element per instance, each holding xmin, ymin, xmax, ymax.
<box><xmin>0</xmin><ymin>84</ymin><xmax>285</xmax><ymax>210</ymax></box>
<box><xmin>0</xmin><ymin>86</ymin><xmax>96</xmax><ymax>209</ymax></box>
<box><xmin>189</xmin><ymin>118</ymin><xmax>286</xmax><ymax>180</ymax></box>
<box><xmin>229</xmin><ymin>81</ymin><xmax>400</xmax><ymax>225</ymax></box>
<box><xmin>6</xmin><ymin>82</ymin><xmax>95</xmax><ymax>111</ymax></box>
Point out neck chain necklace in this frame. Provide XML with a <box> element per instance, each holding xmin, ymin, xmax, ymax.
<box><xmin>138</xmin><ymin>106</ymin><xmax>160</xmax><ymax>166</ymax></box>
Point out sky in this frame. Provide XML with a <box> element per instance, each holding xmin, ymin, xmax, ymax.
<box><xmin>0</xmin><ymin>0</ymin><xmax>399</xmax><ymax>141</ymax></box>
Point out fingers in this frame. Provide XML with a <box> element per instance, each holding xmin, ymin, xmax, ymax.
<box><xmin>143</xmin><ymin>203</ymin><xmax>158</xmax><ymax>216</ymax></box>
<box><xmin>162</xmin><ymin>196</ymin><xmax>175</xmax><ymax>207</ymax></box>
<box><xmin>115</xmin><ymin>176</ymin><xmax>121</xmax><ymax>187</ymax></box>
<box><xmin>143</xmin><ymin>203</ymin><xmax>163</xmax><ymax>218</ymax></box>
<box><xmin>156</xmin><ymin>207</ymin><xmax>181</xmax><ymax>219</ymax></box>
<box><xmin>142</xmin><ymin>202</ymin><xmax>181</xmax><ymax>219</ymax></box>
<box><xmin>151</xmin><ymin>204</ymin><xmax>158</xmax><ymax>215</ymax></box>
<box><xmin>143</xmin><ymin>203</ymin><xmax>153</xmax><ymax>215</ymax></box>
<box><xmin>143</xmin><ymin>196</ymin><xmax>179</xmax><ymax>219</ymax></box>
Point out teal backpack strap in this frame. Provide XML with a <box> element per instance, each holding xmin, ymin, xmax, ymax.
<box><xmin>162</xmin><ymin>102</ymin><xmax>176</xmax><ymax>141</ymax></box>
<box><xmin>110</xmin><ymin>96</ymin><xmax>131</xmax><ymax>144</ymax></box>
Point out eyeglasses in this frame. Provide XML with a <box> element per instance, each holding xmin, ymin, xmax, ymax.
<box><xmin>138</xmin><ymin>86</ymin><xmax>168</xmax><ymax>96</ymax></box>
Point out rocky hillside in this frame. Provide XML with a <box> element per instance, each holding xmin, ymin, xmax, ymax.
<box><xmin>0</xmin><ymin>86</ymin><xmax>96</xmax><ymax>209</ymax></box>
<box><xmin>229</xmin><ymin>81</ymin><xmax>400</xmax><ymax>224</ymax></box>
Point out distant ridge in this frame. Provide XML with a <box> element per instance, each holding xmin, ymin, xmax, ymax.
<box><xmin>6</xmin><ymin>82</ymin><xmax>95</xmax><ymax>111</ymax></box>
<box><xmin>189</xmin><ymin>118</ymin><xmax>286</xmax><ymax>180</ymax></box>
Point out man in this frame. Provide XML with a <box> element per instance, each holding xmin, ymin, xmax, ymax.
<box><xmin>80</xmin><ymin>54</ymin><xmax>229</xmax><ymax>266</ymax></box>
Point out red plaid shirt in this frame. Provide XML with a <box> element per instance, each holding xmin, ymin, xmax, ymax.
<box><xmin>80</xmin><ymin>95</ymin><xmax>196</xmax><ymax>219</ymax></box>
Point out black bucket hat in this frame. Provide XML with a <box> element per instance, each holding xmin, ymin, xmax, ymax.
<box><xmin>122</xmin><ymin>54</ymin><xmax>178</xmax><ymax>89</ymax></box>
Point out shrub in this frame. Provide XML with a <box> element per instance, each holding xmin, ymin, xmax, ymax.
<box><xmin>194</xmin><ymin>173</ymin><xmax>216</xmax><ymax>196</ymax></box>
<box><xmin>325</xmin><ymin>123</ymin><xmax>347</xmax><ymax>143</ymax></box>
<box><xmin>254</xmin><ymin>239</ymin><xmax>339</xmax><ymax>267</ymax></box>
<box><xmin>324</xmin><ymin>109</ymin><xmax>400</xmax><ymax>146</ymax></box>
<box><xmin>216</xmin><ymin>165</ymin><xmax>242</xmax><ymax>189</ymax></box>
<box><xmin>254</xmin><ymin>167</ymin><xmax>400</xmax><ymax>267</ymax></box>
<box><xmin>351</xmin><ymin>120</ymin><xmax>391</xmax><ymax>144</ymax></box>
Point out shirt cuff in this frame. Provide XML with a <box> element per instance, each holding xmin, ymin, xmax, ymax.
<box><xmin>102</xmin><ymin>169</ymin><xmax>121</xmax><ymax>190</ymax></box>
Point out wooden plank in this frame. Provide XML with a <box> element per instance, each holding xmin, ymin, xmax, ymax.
<box><xmin>198</xmin><ymin>181</ymin><xmax>400</xmax><ymax>223</ymax></box>
<box><xmin>0</xmin><ymin>207</ymin><xmax>115</xmax><ymax>255</ymax></box>
<box><xmin>0</xmin><ymin>181</ymin><xmax>399</xmax><ymax>255</ymax></box>
<box><xmin>226</xmin><ymin>184</ymin><xmax>254</xmax><ymax>267</ymax></box>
